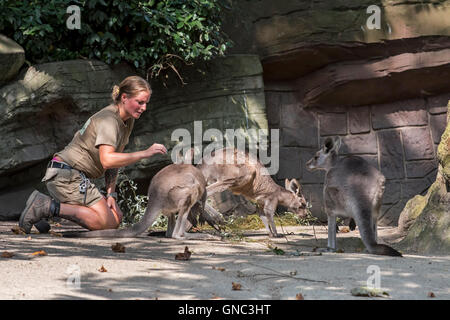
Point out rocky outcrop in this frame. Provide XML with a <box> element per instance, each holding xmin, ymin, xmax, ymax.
<box><xmin>397</xmin><ymin>100</ymin><xmax>450</xmax><ymax>253</ymax></box>
<box><xmin>0</xmin><ymin>34</ymin><xmax>25</xmax><ymax>86</ymax></box>
<box><xmin>0</xmin><ymin>60</ymin><xmax>123</xmax><ymax>178</ymax></box>
<box><xmin>296</xmin><ymin>47</ymin><xmax>450</xmax><ymax>108</ymax></box>
<box><xmin>224</xmin><ymin>1</ymin><xmax>450</xmax><ymax>107</ymax></box>
<box><xmin>224</xmin><ymin>0</ymin><xmax>450</xmax><ymax>59</ymax></box>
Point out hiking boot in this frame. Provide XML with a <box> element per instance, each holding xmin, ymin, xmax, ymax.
<box><xmin>19</xmin><ymin>190</ymin><xmax>52</xmax><ymax>234</ymax></box>
<box><xmin>24</xmin><ymin>192</ymin><xmax>52</xmax><ymax>234</ymax></box>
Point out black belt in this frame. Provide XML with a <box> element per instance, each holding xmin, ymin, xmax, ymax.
<box><xmin>48</xmin><ymin>161</ymin><xmax>73</xmax><ymax>170</ymax></box>
<box><xmin>47</xmin><ymin>160</ymin><xmax>91</xmax><ymax>205</ymax></box>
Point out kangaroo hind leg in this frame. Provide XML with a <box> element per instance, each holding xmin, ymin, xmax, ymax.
<box><xmin>172</xmin><ymin>195</ymin><xmax>219</xmax><ymax>240</ymax></box>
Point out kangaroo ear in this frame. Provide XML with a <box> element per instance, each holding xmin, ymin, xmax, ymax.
<box><xmin>291</xmin><ymin>179</ymin><xmax>301</xmax><ymax>195</ymax></box>
<box><xmin>183</xmin><ymin>147</ymin><xmax>195</xmax><ymax>164</ymax></box>
<box><xmin>173</xmin><ymin>149</ymin><xmax>182</xmax><ymax>164</ymax></box>
<box><xmin>332</xmin><ymin>136</ymin><xmax>342</xmax><ymax>153</ymax></box>
<box><xmin>285</xmin><ymin>178</ymin><xmax>290</xmax><ymax>190</ymax></box>
<box><xmin>323</xmin><ymin>137</ymin><xmax>334</xmax><ymax>153</ymax></box>
<box><xmin>286</xmin><ymin>179</ymin><xmax>300</xmax><ymax>194</ymax></box>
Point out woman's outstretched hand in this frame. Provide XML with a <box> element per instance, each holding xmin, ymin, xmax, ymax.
<box><xmin>145</xmin><ymin>143</ymin><xmax>167</xmax><ymax>158</ymax></box>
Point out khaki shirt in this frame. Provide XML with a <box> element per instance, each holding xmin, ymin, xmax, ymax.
<box><xmin>56</xmin><ymin>105</ymin><xmax>134</xmax><ymax>179</ymax></box>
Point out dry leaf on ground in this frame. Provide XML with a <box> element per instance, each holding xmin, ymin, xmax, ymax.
<box><xmin>232</xmin><ymin>282</ymin><xmax>242</xmax><ymax>291</ymax></box>
<box><xmin>296</xmin><ymin>293</ymin><xmax>305</xmax><ymax>300</ymax></box>
<box><xmin>212</xmin><ymin>266</ymin><xmax>226</xmax><ymax>272</ymax></box>
<box><xmin>1</xmin><ymin>251</ymin><xmax>15</xmax><ymax>258</ymax></box>
<box><xmin>340</xmin><ymin>226</ymin><xmax>350</xmax><ymax>233</ymax></box>
<box><xmin>98</xmin><ymin>265</ymin><xmax>108</xmax><ymax>272</ymax></box>
<box><xmin>175</xmin><ymin>246</ymin><xmax>191</xmax><ymax>261</ymax></box>
<box><xmin>111</xmin><ymin>243</ymin><xmax>126</xmax><ymax>253</ymax></box>
<box><xmin>49</xmin><ymin>231</ymin><xmax>62</xmax><ymax>237</ymax></box>
<box><xmin>428</xmin><ymin>292</ymin><xmax>436</xmax><ymax>298</ymax></box>
<box><xmin>31</xmin><ymin>250</ymin><xmax>47</xmax><ymax>256</ymax></box>
<box><xmin>11</xmin><ymin>226</ymin><xmax>26</xmax><ymax>235</ymax></box>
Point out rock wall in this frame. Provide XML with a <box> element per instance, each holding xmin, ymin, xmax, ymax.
<box><xmin>267</xmin><ymin>91</ymin><xmax>449</xmax><ymax>224</ymax></box>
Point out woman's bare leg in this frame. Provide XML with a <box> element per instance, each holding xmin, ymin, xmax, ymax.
<box><xmin>59</xmin><ymin>198</ymin><xmax>121</xmax><ymax>230</ymax></box>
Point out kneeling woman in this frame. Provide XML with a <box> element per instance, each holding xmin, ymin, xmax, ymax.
<box><xmin>19</xmin><ymin>76</ymin><xmax>167</xmax><ymax>233</ymax></box>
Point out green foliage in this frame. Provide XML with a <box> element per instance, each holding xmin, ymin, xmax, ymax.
<box><xmin>116</xmin><ymin>171</ymin><xmax>148</xmax><ymax>226</ymax></box>
<box><xmin>279</xmin><ymin>209</ymin><xmax>318</xmax><ymax>226</ymax></box>
<box><xmin>0</xmin><ymin>0</ymin><xmax>232</xmax><ymax>78</ymax></box>
<box><xmin>116</xmin><ymin>171</ymin><xmax>167</xmax><ymax>228</ymax></box>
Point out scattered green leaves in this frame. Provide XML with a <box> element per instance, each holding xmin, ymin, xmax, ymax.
<box><xmin>270</xmin><ymin>246</ymin><xmax>285</xmax><ymax>255</ymax></box>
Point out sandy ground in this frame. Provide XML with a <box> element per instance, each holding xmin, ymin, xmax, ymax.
<box><xmin>0</xmin><ymin>220</ymin><xmax>449</xmax><ymax>300</ymax></box>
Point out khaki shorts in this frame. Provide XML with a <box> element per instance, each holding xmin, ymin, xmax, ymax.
<box><xmin>43</xmin><ymin>167</ymin><xmax>104</xmax><ymax>207</ymax></box>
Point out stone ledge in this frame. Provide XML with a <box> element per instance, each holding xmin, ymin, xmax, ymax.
<box><xmin>297</xmin><ymin>48</ymin><xmax>450</xmax><ymax>108</ymax></box>
<box><xmin>0</xmin><ymin>34</ymin><xmax>25</xmax><ymax>86</ymax></box>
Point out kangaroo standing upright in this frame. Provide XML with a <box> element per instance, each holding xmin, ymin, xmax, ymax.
<box><xmin>306</xmin><ymin>137</ymin><xmax>402</xmax><ymax>256</ymax></box>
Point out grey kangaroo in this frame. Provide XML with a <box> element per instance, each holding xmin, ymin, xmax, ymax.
<box><xmin>64</xmin><ymin>164</ymin><xmax>210</xmax><ymax>239</ymax></box>
<box><xmin>193</xmin><ymin>147</ymin><xmax>308</xmax><ymax>238</ymax></box>
<box><xmin>306</xmin><ymin>137</ymin><xmax>402</xmax><ymax>256</ymax></box>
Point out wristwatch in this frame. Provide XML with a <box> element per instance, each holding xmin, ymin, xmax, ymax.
<box><xmin>106</xmin><ymin>192</ymin><xmax>118</xmax><ymax>200</ymax></box>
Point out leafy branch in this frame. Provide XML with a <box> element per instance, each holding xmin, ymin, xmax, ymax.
<box><xmin>0</xmin><ymin>0</ymin><xmax>232</xmax><ymax>81</ymax></box>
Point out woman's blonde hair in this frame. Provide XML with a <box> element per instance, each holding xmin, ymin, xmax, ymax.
<box><xmin>111</xmin><ymin>76</ymin><xmax>151</xmax><ymax>103</ymax></box>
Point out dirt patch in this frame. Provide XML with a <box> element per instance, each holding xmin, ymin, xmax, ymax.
<box><xmin>0</xmin><ymin>220</ymin><xmax>448</xmax><ymax>300</ymax></box>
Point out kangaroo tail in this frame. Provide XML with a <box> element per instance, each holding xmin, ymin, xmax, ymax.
<box><xmin>63</xmin><ymin>219</ymin><xmax>149</xmax><ymax>238</ymax></box>
<box><xmin>369</xmin><ymin>244</ymin><xmax>403</xmax><ymax>257</ymax></box>
<box><xmin>352</xmin><ymin>207</ymin><xmax>402</xmax><ymax>257</ymax></box>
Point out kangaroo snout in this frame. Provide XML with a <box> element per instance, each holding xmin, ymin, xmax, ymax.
<box><xmin>305</xmin><ymin>158</ymin><xmax>312</xmax><ymax>168</ymax></box>
<box><xmin>297</xmin><ymin>207</ymin><xmax>308</xmax><ymax>218</ymax></box>
<box><xmin>299</xmin><ymin>197</ymin><xmax>307</xmax><ymax>209</ymax></box>
<box><xmin>305</xmin><ymin>158</ymin><xmax>316</xmax><ymax>171</ymax></box>
<box><xmin>295</xmin><ymin>196</ymin><xmax>308</xmax><ymax>218</ymax></box>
